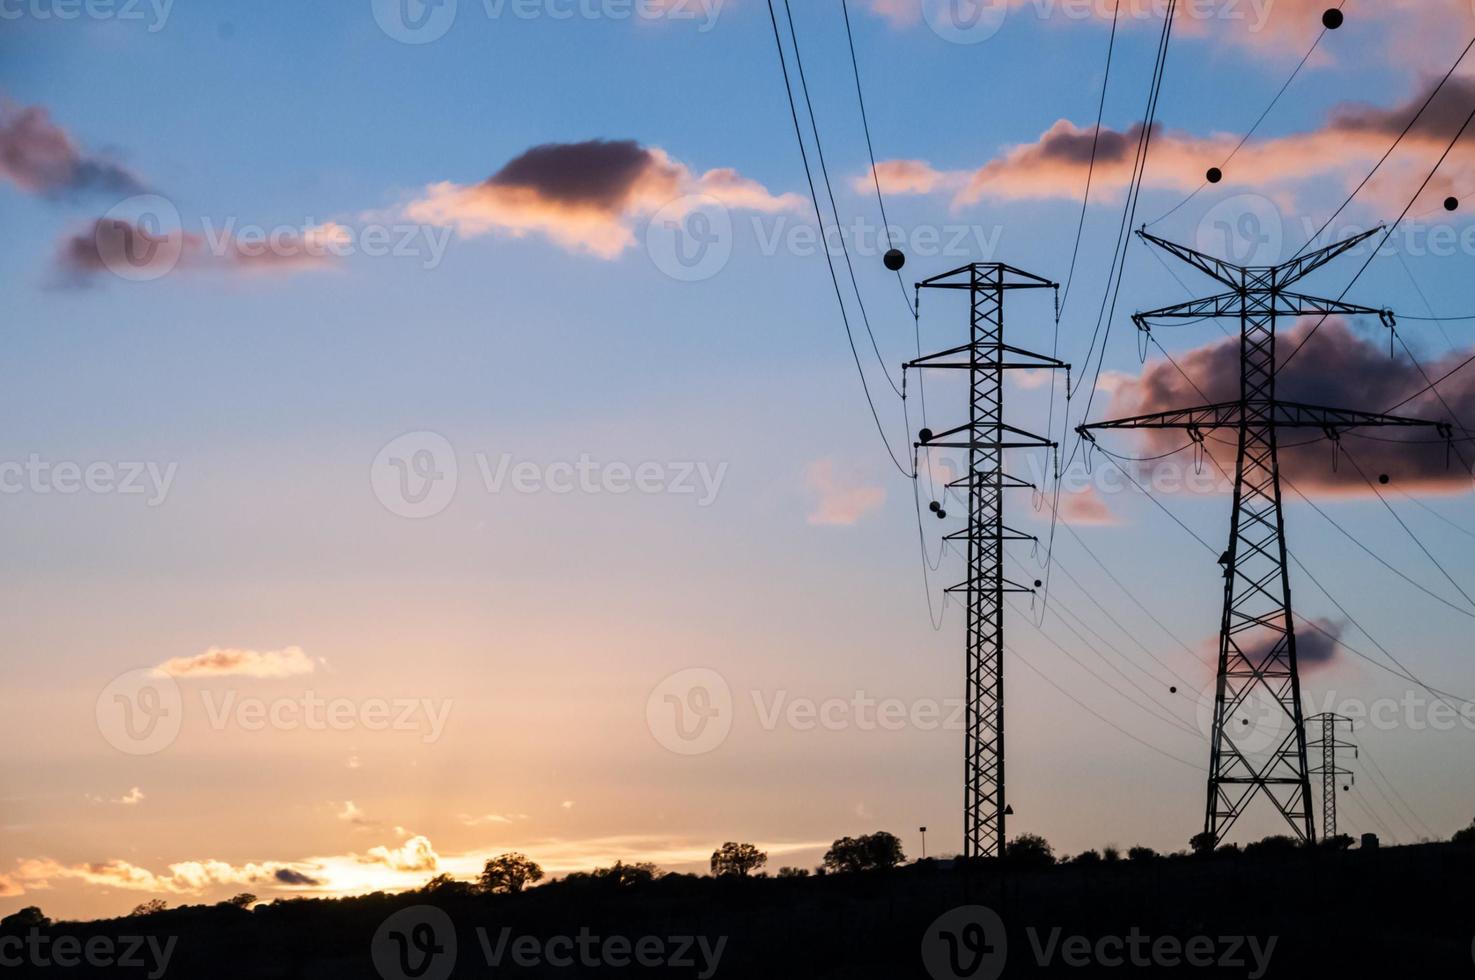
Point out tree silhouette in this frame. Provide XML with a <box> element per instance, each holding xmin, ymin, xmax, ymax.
<box><xmin>479</xmin><ymin>853</ymin><xmax>545</xmax><ymax>894</ymax></box>
<box><xmin>1451</xmin><ymin>819</ymin><xmax>1475</xmax><ymax>845</ymax></box>
<box><xmin>1189</xmin><ymin>831</ymin><xmax>1217</xmax><ymax>856</ymax></box>
<box><xmin>1005</xmin><ymin>834</ymin><xmax>1055</xmax><ymax>868</ymax></box>
<box><xmin>0</xmin><ymin>907</ymin><xmax>49</xmax><ymax>931</ymax></box>
<box><xmin>823</xmin><ymin>832</ymin><xmax>906</xmax><ymax>873</ymax></box>
<box><xmin>710</xmin><ymin>842</ymin><xmax>767</xmax><ymax>877</ymax></box>
<box><xmin>226</xmin><ymin>893</ymin><xmax>256</xmax><ymax>908</ymax></box>
<box><xmin>130</xmin><ymin>899</ymin><xmax>168</xmax><ymax>917</ymax></box>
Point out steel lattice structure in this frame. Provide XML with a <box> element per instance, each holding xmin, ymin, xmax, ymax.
<box><xmin>908</xmin><ymin>263</ymin><xmax>1067</xmax><ymax>858</ymax></box>
<box><xmin>1306</xmin><ymin>712</ymin><xmax>1356</xmax><ymax>839</ymax></box>
<box><xmin>1079</xmin><ymin>228</ymin><xmax>1450</xmax><ymax>846</ymax></box>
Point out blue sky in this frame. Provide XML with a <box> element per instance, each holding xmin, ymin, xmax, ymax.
<box><xmin>2</xmin><ymin>0</ymin><xmax>1475</xmax><ymax>919</ymax></box>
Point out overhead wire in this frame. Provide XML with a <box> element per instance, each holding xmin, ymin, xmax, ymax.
<box><xmin>1146</xmin><ymin>0</ymin><xmax>1341</xmax><ymax>228</ymax></box>
<box><xmin>780</xmin><ymin>0</ymin><xmax>903</xmax><ymax>399</ymax></box>
<box><xmin>763</xmin><ymin>0</ymin><xmax>911</xmax><ymax>477</ymax></box>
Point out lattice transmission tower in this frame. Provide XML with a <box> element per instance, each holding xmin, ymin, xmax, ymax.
<box><xmin>1306</xmin><ymin>712</ymin><xmax>1356</xmax><ymax>840</ymax></box>
<box><xmin>907</xmin><ymin>263</ymin><xmax>1068</xmax><ymax>858</ymax></box>
<box><xmin>1079</xmin><ymin>228</ymin><xmax>1450</xmax><ymax>845</ymax></box>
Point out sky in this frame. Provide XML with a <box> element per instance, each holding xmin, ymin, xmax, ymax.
<box><xmin>4</xmin><ymin>0</ymin><xmax>1475</xmax><ymax>921</ymax></box>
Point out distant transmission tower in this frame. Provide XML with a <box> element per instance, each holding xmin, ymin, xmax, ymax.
<box><xmin>1306</xmin><ymin>712</ymin><xmax>1356</xmax><ymax>839</ymax></box>
<box><xmin>908</xmin><ymin>263</ymin><xmax>1068</xmax><ymax>858</ymax></box>
<box><xmin>1079</xmin><ymin>228</ymin><xmax>1450</xmax><ymax>845</ymax></box>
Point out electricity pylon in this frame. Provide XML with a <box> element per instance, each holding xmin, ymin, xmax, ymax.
<box><xmin>1306</xmin><ymin>712</ymin><xmax>1356</xmax><ymax>839</ymax></box>
<box><xmin>907</xmin><ymin>263</ymin><xmax>1068</xmax><ymax>858</ymax></box>
<box><xmin>1078</xmin><ymin>228</ymin><xmax>1450</xmax><ymax>845</ymax></box>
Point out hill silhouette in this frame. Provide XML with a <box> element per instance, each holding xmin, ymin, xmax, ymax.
<box><xmin>1</xmin><ymin>838</ymin><xmax>1471</xmax><ymax>977</ymax></box>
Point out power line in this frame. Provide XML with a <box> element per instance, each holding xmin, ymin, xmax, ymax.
<box><xmin>1146</xmin><ymin>0</ymin><xmax>1340</xmax><ymax>228</ymax></box>
<box><xmin>1357</xmin><ymin>739</ymin><xmax>1437</xmax><ymax>839</ymax></box>
<box><xmin>1059</xmin><ymin>0</ymin><xmax>1122</xmax><ymax>314</ymax></box>
<box><xmin>1291</xmin><ymin>34</ymin><xmax>1475</xmax><ymax>261</ymax></box>
<box><xmin>1006</xmin><ymin>642</ymin><xmax>1203</xmax><ymax>770</ymax></box>
<box><xmin>839</xmin><ymin>0</ymin><xmax>914</xmax><ymax>318</ymax></box>
<box><xmin>1338</xmin><ymin>443</ymin><xmax>1475</xmax><ymax>613</ymax></box>
<box><xmin>763</xmin><ymin>0</ymin><xmax>910</xmax><ymax>476</ymax></box>
<box><xmin>780</xmin><ymin>0</ymin><xmax>903</xmax><ymax>400</ymax></box>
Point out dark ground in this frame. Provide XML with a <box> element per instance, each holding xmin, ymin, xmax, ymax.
<box><xmin>2</xmin><ymin>842</ymin><xmax>1470</xmax><ymax>978</ymax></box>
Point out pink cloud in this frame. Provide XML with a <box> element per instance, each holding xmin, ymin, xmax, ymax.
<box><xmin>1103</xmin><ymin>319</ymin><xmax>1475</xmax><ymax>497</ymax></box>
<box><xmin>405</xmin><ymin>139</ymin><xmax>802</xmax><ymax>258</ymax></box>
<box><xmin>1059</xmin><ymin>486</ymin><xmax>1120</xmax><ymax>525</ymax></box>
<box><xmin>0</xmin><ymin>99</ymin><xmax>144</xmax><ymax>199</ymax></box>
<box><xmin>804</xmin><ymin>458</ymin><xmax>887</xmax><ymax>526</ymax></box>
<box><xmin>869</xmin><ymin>73</ymin><xmax>1475</xmax><ymax>214</ymax></box>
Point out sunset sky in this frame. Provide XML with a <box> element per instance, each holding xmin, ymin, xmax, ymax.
<box><xmin>4</xmin><ymin>0</ymin><xmax>1475</xmax><ymax>922</ymax></box>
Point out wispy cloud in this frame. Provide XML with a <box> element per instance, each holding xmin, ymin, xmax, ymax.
<box><xmin>0</xmin><ymin>99</ymin><xmax>145</xmax><ymax>199</ymax></box>
<box><xmin>154</xmin><ymin>646</ymin><xmax>316</xmax><ymax>679</ymax></box>
<box><xmin>865</xmin><ymin>74</ymin><xmax>1475</xmax><ymax>215</ymax></box>
<box><xmin>804</xmin><ymin>459</ymin><xmax>886</xmax><ymax>526</ymax></box>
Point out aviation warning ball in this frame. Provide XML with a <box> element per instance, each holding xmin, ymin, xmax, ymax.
<box><xmin>1206</xmin><ymin>167</ymin><xmax>1223</xmax><ymax>184</ymax></box>
<box><xmin>1170</xmin><ymin>686</ymin><xmax>1178</xmax><ymax>694</ymax></box>
<box><xmin>1322</xmin><ymin>8</ymin><xmax>1343</xmax><ymax>30</ymax></box>
<box><xmin>929</xmin><ymin>500</ymin><xmax>941</xmax><ymax>513</ymax></box>
<box><xmin>1446</xmin><ymin>197</ymin><xmax>1460</xmax><ymax>212</ymax></box>
<box><xmin>1034</xmin><ymin>580</ymin><xmax>1043</xmax><ymax>588</ymax></box>
<box><xmin>1379</xmin><ymin>474</ymin><xmax>1390</xmax><ymax>485</ymax></box>
<box><xmin>936</xmin><ymin>509</ymin><xmax>947</xmax><ymax>520</ymax></box>
<box><xmin>919</xmin><ymin>428</ymin><xmax>934</xmax><ymax>443</ymax></box>
<box><xmin>884</xmin><ymin>248</ymin><xmax>907</xmax><ymax>272</ymax></box>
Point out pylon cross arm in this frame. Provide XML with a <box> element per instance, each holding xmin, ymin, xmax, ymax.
<box><xmin>1135</xmin><ymin>292</ymin><xmax>1388</xmax><ymax>324</ymax></box>
<box><xmin>1078</xmin><ymin>401</ymin><xmax>1446</xmax><ymax>435</ymax></box>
